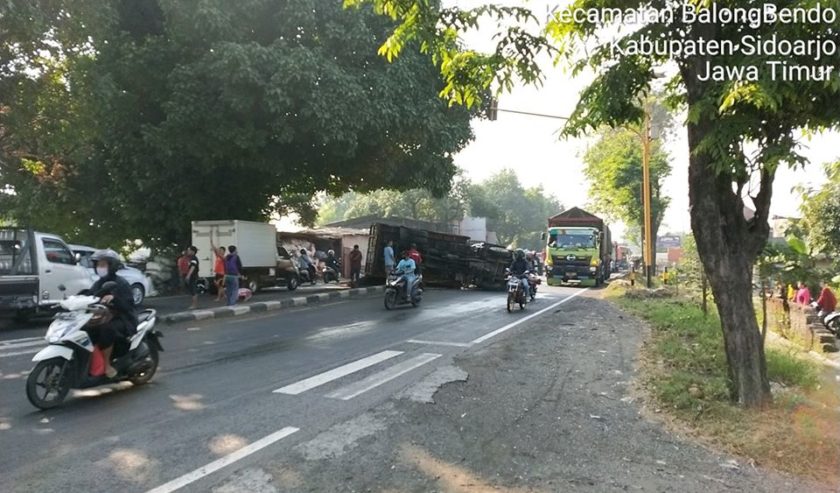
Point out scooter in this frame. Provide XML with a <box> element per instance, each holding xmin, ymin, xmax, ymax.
<box><xmin>26</xmin><ymin>284</ymin><xmax>164</xmax><ymax>410</ymax></box>
<box><xmin>297</xmin><ymin>264</ymin><xmax>317</xmax><ymax>285</ymax></box>
<box><xmin>384</xmin><ymin>271</ymin><xmax>423</xmax><ymax>310</ymax></box>
<box><xmin>527</xmin><ymin>273</ymin><xmax>541</xmax><ymax>302</ymax></box>
<box><xmin>322</xmin><ymin>262</ymin><xmax>341</xmax><ymax>284</ymax></box>
<box><xmin>811</xmin><ymin>301</ymin><xmax>840</xmax><ymax>337</ymax></box>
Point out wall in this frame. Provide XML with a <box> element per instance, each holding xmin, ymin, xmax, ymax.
<box><xmin>767</xmin><ymin>297</ymin><xmax>838</xmax><ymax>353</ymax></box>
<box><xmin>341</xmin><ymin>234</ymin><xmax>369</xmax><ymax>278</ymax></box>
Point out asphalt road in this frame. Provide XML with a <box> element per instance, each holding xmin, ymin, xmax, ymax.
<box><xmin>0</xmin><ymin>284</ymin><xmax>584</xmax><ymax>493</ymax></box>
<box><xmin>0</xmin><ymin>283</ymin><xmax>347</xmax><ymax>334</ymax></box>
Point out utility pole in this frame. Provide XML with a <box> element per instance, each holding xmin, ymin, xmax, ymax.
<box><xmin>641</xmin><ymin>102</ymin><xmax>654</xmax><ymax>288</ymax></box>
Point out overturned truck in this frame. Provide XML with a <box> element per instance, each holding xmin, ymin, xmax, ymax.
<box><xmin>364</xmin><ymin>223</ymin><xmax>512</xmax><ymax>290</ymax></box>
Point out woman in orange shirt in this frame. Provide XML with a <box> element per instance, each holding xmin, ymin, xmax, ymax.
<box><xmin>213</xmin><ymin>245</ymin><xmax>226</xmax><ymax>302</ymax></box>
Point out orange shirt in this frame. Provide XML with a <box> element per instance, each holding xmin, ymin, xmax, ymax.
<box><xmin>214</xmin><ymin>254</ymin><xmax>225</xmax><ymax>275</ymax></box>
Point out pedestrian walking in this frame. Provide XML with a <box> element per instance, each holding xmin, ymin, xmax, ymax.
<box><xmin>224</xmin><ymin>245</ymin><xmax>244</xmax><ymax>306</ymax></box>
<box><xmin>629</xmin><ymin>266</ymin><xmax>636</xmax><ymax>287</ymax></box>
<box><xmin>349</xmin><ymin>245</ymin><xmax>363</xmax><ymax>286</ymax></box>
<box><xmin>177</xmin><ymin>250</ymin><xmax>189</xmax><ymax>293</ymax></box>
<box><xmin>184</xmin><ymin>246</ymin><xmax>199</xmax><ymax>310</ymax></box>
<box><xmin>383</xmin><ymin>240</ymin><xmax>395</xmax><ymax>273</ymax></box>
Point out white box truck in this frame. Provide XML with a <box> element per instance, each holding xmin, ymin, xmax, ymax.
<box><xmin>191</xmin><ymin>220</ymin><xmax>301</xmax><ymax>293</ymax></box>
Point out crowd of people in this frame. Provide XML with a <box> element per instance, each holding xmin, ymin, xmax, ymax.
<box><xmin>781</xmin><ymin>279</ymin><xmax>837</xmax><ymax>314</ymax></box>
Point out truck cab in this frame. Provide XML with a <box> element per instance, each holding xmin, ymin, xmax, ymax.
<box><xmin>0</xmin><ymin>229</ymin><xmax>96</xmax><ymax>319</ymax></box>
<box><xmin>544</xmin><ymin>227</ymin><xmax>607</xmax><ymax>286</ymax></box>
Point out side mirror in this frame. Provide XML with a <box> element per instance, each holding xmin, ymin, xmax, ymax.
<box><xmin>540</xmin><ymin>232</ymin><xmax>546</xmax><ymax>241</ymax></box>
<box><xmin>75</xmin><ymin>253</ymin><xmax>82</xmax><ymax>263</ymax></box>
<box><xmin>58</xmin><ymin>284</ymin><xmax>67</xmax><ymax>292</ymax></box>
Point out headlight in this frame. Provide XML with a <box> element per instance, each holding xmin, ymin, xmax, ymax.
<box><xmin>590</xmin><ymin>267</ymin><xmax>597</xmax><ymax>272</ymax></box>
<box><xmin>546</xmin><ymin>255</ymin><xmax>553</xmax><ymax>266</ymax></box>
<box><xmin>590</xmin><ymin>258</ymin><xmax>599</xmax><ymax>267</ymax></box>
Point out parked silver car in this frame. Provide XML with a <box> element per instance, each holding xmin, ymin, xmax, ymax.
<box><xmin>69</xmin><ymin>244</ymin><xmax>153</xmax><ymax>306</ymax></box>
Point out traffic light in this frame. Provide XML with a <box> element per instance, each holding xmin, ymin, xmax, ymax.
<box><xmin>487</xmin><ymin>97</ymin><xmax>498</xmax><ymax>121</ymax></box>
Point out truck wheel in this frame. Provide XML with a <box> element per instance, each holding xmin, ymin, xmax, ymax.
<box><xmin>247</xmin><ymin>278</ymin><xmax>260</xmax><ymax>293</ymax></box>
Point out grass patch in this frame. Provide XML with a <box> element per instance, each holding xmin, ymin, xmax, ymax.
<box><xmin>608</xmin><ymin>284</ymin><xmax>839</xmax><ymax>485</ymax></box>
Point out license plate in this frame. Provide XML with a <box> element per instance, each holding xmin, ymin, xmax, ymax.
<box><xmin>566</xmin><ymin>272</ymin><xmax>576</xmax><ymax>277</ymax></box>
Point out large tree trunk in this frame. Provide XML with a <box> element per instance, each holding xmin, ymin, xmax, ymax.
<box><xmin>682</xmin><ymin>45</ymin><xmax>773</xmax><ymax>408</ymax></box>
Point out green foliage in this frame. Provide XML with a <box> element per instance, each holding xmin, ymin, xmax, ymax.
<box><xmin>799</xmin><ymin>161</ymin><xmax>840</xmax><ymax>259</ymax></box>
<box><xmin>0</xmin><ymin>0</ymin><xmax>477</xmax><ymax>247</ymax></box>
<box><xmin>316</xmin><ymin>169</ymin><xmax>561</xmax><ymax>249</ymax></box>
<box><xmin>614</xmin><ymin>294</ymin><xmax>819</xmax><ymax>411</ymax></box>
<box><xmin>583</xmin><ymin>126</ymin><xmax>671</xmax><ymax>247</ymax></box>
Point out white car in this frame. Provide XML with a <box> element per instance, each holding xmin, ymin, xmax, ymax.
<box><xmin>69</xmin><ymin>245</ymin><xmax>153</xmax><ymax>306</ymax></box>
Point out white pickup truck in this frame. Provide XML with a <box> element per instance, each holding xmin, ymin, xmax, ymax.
<box><xmin>0</xmin><ymin>228</ymin><xmax>96</xmax><ymax>320</ymax></box>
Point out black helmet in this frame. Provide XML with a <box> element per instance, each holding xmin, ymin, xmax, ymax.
<box><xmin>515</xmin><ymin>249</ymin><xmax>525</xmax><ymax>259</ymax></box>
<box><xmin>90</xmin><ymin>249</ymin><xmax>123</xmax><ymax>274</ymax></box>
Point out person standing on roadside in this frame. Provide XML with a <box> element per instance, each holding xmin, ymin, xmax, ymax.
<box><xmin>349</xmin><ymin>245</ymin><xmax>363</xmax><ymax>286</ymax></box>
<box><xmin>816</xmin><ymin>280</ymin><xmax>837</xmax><ymax>314</ymax></box>
<box><xmin>185</xmin><ymin>246</ymin><xmax>200</xmax><ymax>310</ymax></box>
<box><xmin>177</xmin><ymin>250</ymin><xmax>189</xmax><ymax>293</ymax></box>
<box><xmin>794</xmin><ymin>281</ymin><xmax>811</xmax><ymax>305</ymax></box>
<box><xmin>224</xmin><ymin>245</ymin><xmax>244</xmax><ymax>306</ymax></box>
<box><xmin>383</xmin><ymin>240</ymin><xmax>395</xmax><ymax>273</ymax></box>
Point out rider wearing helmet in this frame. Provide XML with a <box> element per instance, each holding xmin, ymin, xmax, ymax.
<box><xmin>299</xmin><ymin>249</ymin><xmax>316</xmax><ymax>280</ymax></box>
<box><xmin>88</xmin><ymin>249</ymin><xmax>139</xmax><ymax>378</ymax></box>
<box><xmin>326</xmin><ymin>249</ymin><xmax>340</xmax><ymax>273</ymax></box>
<box><xmin>509</xmin><ymin>249</ymin><xmax>531</xmax><ymax>301</ymax></box>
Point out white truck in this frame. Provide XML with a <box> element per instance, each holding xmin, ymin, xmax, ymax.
<box><xmin>191</xmin><ymin>220</ymin><xmax>301</xmax><ymax>293</ymax></box>
<box><xmin>1</xmin><ymin>228</ymin><xmax>97</xmax><ymax>320</ymax></box>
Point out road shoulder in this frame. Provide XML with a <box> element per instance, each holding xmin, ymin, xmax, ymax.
<box><xmin>214</xmin><ymin>294</ymin><xmax>830</xmax><ymax>492</ymax></box>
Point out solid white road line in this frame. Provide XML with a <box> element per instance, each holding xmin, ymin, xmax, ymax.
<box><xmin>406</xmin><ymin>339</ymin><xmax>472</xmax><ymax>348</ymax></box>
<box><xmin>326</xmin><ymin>353</ymin><xmax>441</xmax><ymax>401</ymax></box>
<box><xmin>144</xmin><ymin>426</ymin><xmax>299</xmax><ymax>493</ymax></box>
<box><xmin>273</xmin><ymin>350</ymin><xmax>403</xmax><ymax>395</ymax></box>
<box><xmin>470</xmin><ymin>288</ymin><xmax>590</xmax><ymax>345</ymax></box>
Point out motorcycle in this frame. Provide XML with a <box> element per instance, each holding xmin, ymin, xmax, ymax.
<box><xmin>26</xmin><ymin>284</ymin><xmax>164</xmax><ymax>410</ymax></box>
<box><xmin>505</xmin><ymin>269</ymin><xmax>528</xmax><ymax>313</ymax></box>
<box><xmin>384</xmin><ymin>271</ymin><xmax>423</xmax><ymax>310</ymax></box>
<box><xmin>322</xmin><ymin>262</ymin><xmax>341</xmax><ymax>284</ymax></box>
<box><xmin>811</xmin><ymin>301</ymin><xmax>840</xmax><ymax>337</ymax></box>
<box><xmin>298</xmin><ymin>263</ymin><xmax>317</xmax><ymax>285</ymax></box>
<box><xmin>527</xmin><ymin>273</ymin><xmax>541</xmax><ymax>302</ymax></box>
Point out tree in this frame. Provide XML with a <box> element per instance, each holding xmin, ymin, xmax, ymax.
<box><xmin>583</xmin><ymin>126</ymin><xmax>671</xmax><ymax>257</ymax></box>
<box><xmin>468</xmin><ymin>169</ymin><xmax>562</xmax><ymax>249</ymax></box>
<box><xmin>0</xmin><ymin>0</ymin><xmax>477</xmax><ymax>247</ymax></box>
<box><xmin>799</xmin><ymin>161</ymin><xmax>840</xmax><ymax>259</ymax></box>
<box><xmin>350</xmin><ymin>0</ymin><xmax>840</xmax><ymax>407</ymax></box>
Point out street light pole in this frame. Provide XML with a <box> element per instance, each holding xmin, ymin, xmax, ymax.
<box><xmin>641</xmin><ymin>103</ymin><xmax>654</xmax><ymax>288</ymax></box>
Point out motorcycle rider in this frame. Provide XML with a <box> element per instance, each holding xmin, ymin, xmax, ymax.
<box><xmin>816</xmin><ymin>280</ymin><xmax>837</xmax><ymax>320</ymax></box>
<box><xmin>325</xmin><ymin>249</ymin><xmax>341</xmax><ymax>279</ymax></box>
<box><xmin>299</xmin><ymin>249</ymin><xmax>317</xmax><ymax>281</ymax></box>
<box><xmin>395</xmin><ymin>250</ymin><xmax>417</xmax><ymax>300</ymax></box>
<box><xmin>87</xmin><ymin>249</ymin><xmax>138</xmax><ymax>378</ymax></box>
<box><xmin>509</xmin><ymin>249</ymin><xmax>531</xmax><ymax>301</ymax></box>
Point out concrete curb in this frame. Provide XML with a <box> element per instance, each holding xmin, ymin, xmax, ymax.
<box><xmin>163</xmin><ymin>286</ymin><xmax>386</xmax><ymax>325</ymax></box>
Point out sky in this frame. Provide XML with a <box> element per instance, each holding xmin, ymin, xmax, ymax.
<box><xmin>449</xmin><ymin>0</ymin><xmax>839</xmax><ymax>243</ymax></box>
